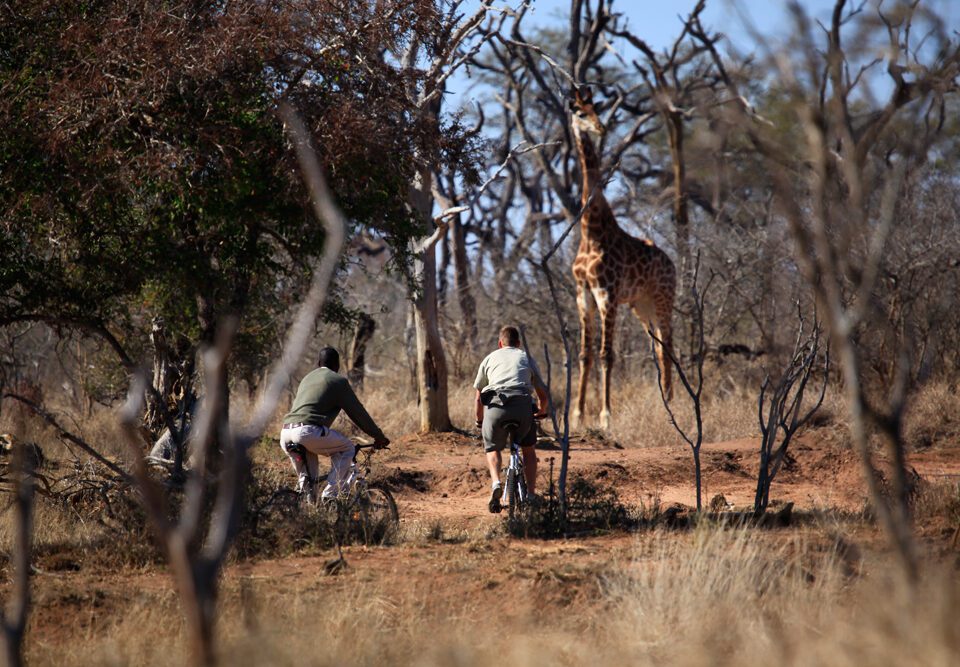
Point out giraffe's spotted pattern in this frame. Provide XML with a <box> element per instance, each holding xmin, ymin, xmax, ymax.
<box><xmin>569</xmin><ymin>87</ymin><xmax>677</xmax><ymax>430</ymax></box>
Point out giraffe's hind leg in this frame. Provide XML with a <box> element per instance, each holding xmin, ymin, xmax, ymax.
<box><xmin>595</xmin><ymin>287</ymin><xmax>617</xmax><ymax>431</ymax></box>
<box><xmin>573</xmin><ymin>282</ymin><xmax>597</xmax><ymax>429</ymax></box>
<box><xmin>631</xmin><ymin>299</ymin><xmax>673</xmax><ymax>400</ymax></box>
<box><xmin>654</xmin><ymin>285</ymin><xmax>675</xmax><ymax>401</ymax></box>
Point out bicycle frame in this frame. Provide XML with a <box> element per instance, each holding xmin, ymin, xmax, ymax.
<box><xmin>503</xmin><ymin>426</ymin><xmax>527</xmax><ymax>517</ymax></box>
<box><xmin>328</xmin><ymin>443</ymin><xmax>378</xmax><ymax>503</ymax></box>
<box><xmin>326</xmin><ymin>443</ymin><xmax>399</xmax><ymax>544</ymax></box>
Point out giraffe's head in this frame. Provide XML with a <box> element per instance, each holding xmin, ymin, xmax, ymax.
<box><xmin>569</xmin><ymin>86</ymin><xmax>605</xmax><ymax>137</ymax></box>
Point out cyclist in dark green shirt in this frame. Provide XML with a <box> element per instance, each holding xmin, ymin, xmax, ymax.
<box><xmin>279</xmin><ymin>347</ymin><xmax>389</xmax><ymax>502</ymax></box>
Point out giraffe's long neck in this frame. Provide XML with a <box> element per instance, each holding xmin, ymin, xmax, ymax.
<box><xmin>572</xmin><ymin>124</ymin><xmax>608</xmax><ymax>240</ymax></box>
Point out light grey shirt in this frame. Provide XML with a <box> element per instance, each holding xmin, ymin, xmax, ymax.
<box><xmin>473</xmin><ymin>347</ymin><xmax>534</xmax><ymax>396</ymax></box>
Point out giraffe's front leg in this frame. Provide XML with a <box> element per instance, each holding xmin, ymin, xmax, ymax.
<box><xmin>595</xmin><ymin>288</ymin><xmax>617</xmax><ymax>431</ymax></box>
<box><xmin>573</xmin><ymin>282</ymin><xmax>596</xmax><ymax>430</ymax></box>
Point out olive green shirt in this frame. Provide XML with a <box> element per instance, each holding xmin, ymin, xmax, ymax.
<box><xmin>283</xmin><ymin>367</ymin><xmax>385</xmax><ymax>441</ymax></box>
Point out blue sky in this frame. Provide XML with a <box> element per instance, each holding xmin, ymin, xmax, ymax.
<box><xmin>524</xmin><ymin>0</ymin><xmax>836</xmax><ymax>51</ymax></box>
<box><xmin>447</xmin><ymin>0</ymin><xmax>838</xmax><ymax>97</ymax></box>
<box><xmin>448</xmin><ymin>0</ymin><xmax>959</xmax><ymax>98</ymax></box>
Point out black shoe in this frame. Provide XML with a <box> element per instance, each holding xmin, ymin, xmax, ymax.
<box><xmin>488</xmin><ymin>484</ymin><xmax>503</xmax><ymax>514</ymax></box>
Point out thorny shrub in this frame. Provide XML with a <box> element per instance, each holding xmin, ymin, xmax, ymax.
<box><xmin>506</xmin><ymin>474</ymin><xmax>636</xmax><ymax>538</ymax></box>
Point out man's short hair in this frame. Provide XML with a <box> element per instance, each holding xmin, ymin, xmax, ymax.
<box><xmin>317</xmin><ymin>347</ymin><xmax>340</xmax><ymax>372</ymax></box>
<box><xmin>499</xmin><ymin>326</ymin><xmax>521</xmax><ymax>347</ymax></box>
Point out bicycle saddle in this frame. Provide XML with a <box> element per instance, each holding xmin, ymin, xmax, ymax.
<box><xmin>500</xmin><ymin>419</ymin><xmax>521</xmax><ymax>430</ymax></box>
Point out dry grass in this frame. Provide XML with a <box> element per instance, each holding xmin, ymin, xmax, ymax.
<box><xmin>913</xmin><ymin>479</ymin><xmax>960</xmax><ymax>525</ymax></box>
<box><xmin>599</xmin><ymin>375</ymin><xmax>847</xmax><ymax>449</ymax></box>
<box><xmin>346</xmin><ymin>360</ymin><xmax>845</xmax><ymax>449</ymax></box>
<box><xmin>0</xmin><ymin>498</ymin><xmax>104</xmax><ymax>561</ymax></box>
<box><xmin>25</xmin><ymin>525</ymin><xmax>960</xmax><ymax>666</ymax></box>
<box><xmin>903</xmin><ymin>380</ymin><xmax>960</xmax><ymax>450</ymax></box>
<box><xmin>603</xmin><ymin>526</ymin><xmax>960</xmax><ymax>666</ymax></box>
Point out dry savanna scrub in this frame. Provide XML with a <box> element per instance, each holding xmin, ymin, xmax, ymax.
<box><xmin>17</xmin><ymin>526</ymin><xmax>960</xmax><ymax>667</ymax></box>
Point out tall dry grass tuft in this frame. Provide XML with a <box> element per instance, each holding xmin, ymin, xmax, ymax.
<box><xmin>605</xmin><ymin>526</ymin><xmax>847</xmax><ymax>663</ymax></box>
<box><xmin>604</xmin><ymin>376</ymin><xmax>845</xmax><ymax>448</ymax></box>
<box><xmin>604</xmin><ymin>526</ymin><xmax>960</xmax><ymax>666</ymax></box>
<box><xmin>903</xmin><ymin>380</ymin><xmax>960</xmax><ymax>450</ymax></box>
<box><xmin>345</xmin><ymin>360</ymin><xmax>848</xmax><ymax>448</ymax></box>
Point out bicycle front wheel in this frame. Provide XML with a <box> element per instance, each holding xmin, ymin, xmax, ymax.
<box><xmin>358</xmin><ymin>484</ymin><xmax>400</xmax><ymax>545</ymax></box>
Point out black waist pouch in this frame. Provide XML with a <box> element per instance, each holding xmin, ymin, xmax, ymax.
<box><xmin>481</xmin><ymin>389</ymin><xmax>529</xmax><ymax>408</ymax></box>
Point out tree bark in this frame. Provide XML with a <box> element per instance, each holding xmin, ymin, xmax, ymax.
<box><xmin>2</xmin><ymin>436</ymin><xmax>34</xmax><ymax>667</ymax></box>
<box><xmin>435</xmin><ymin>176</ymin><xmax>478</xmax><ymax>350</ymax></box>
<box><xmin>667</xmin><ymin>111</ymin><xmax>690</xmax><ymax>275</ymax></box>
<box><xmin>438</xmin><ymin>226</ymin><xmax>450</xmax><ymax>309</ymax></box>
<box><xmin>195</xmin><ymin>293</ymin><xmax>230</xmax><ymax>458</ymax></box>
<box><xmin>146</xmin><ymin>317</ymin><xmax>177</xmax><ymax>435</ymax></box>
<box><xmin>450</xmin><ymin>209</ymin><xmax>479</xmax><ymax>350</ymax></box>
<box><xmin>410</xmin><ymin>167</ymin><xmax>452</xmax><ymax>432</ymax></box>
<box><xmin>347</xmin><ymin>313</ymin><xmax>376</xmax><ymax>390</ymax></box>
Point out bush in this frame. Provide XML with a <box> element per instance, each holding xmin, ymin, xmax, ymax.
<box><xmin>506</xmin><ymin>474</ymin><xmax>635</xmax><ymax>538</ymax></box>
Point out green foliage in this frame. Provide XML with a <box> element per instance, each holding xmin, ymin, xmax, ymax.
<box><xmin>0</xmin><ymin>0</ymin><xmax>480</xmax><ymax>390</ymax></box>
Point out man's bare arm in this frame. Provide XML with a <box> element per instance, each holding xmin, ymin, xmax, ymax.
<box><xmin>475</xmin><ymin>389</ymin><xmax>484</xmax><ymax>427</ymax></box>
<box><xmin>532</xmin><ymin>374</ymin><xmax>549</xmax><ymax>418</ymax></box>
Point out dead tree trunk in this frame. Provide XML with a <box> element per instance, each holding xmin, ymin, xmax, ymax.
<box><xmin>410</xmin><ymin>166</ymin><xmax>452</xmax><ymax>432</ymax></box>
<box><xmin>347</xmin><ymin>314</ymin><xmax>376</xmax><ymax>390</ymax></box>
<box><xmin>434</xmin><ymin>174</ymin><xmax>478</xmax><ymax>350</ymax></box>
<box><xmin>145</xmin><ymin>317</ymin><xmax>176</xmax><ymax>434</ymax></box>
<box><xmin>666</xmin><ymin>110</ymin><xmax>690</xmax><ymax>276</ymax></box>
<box><xmin>448</xmin><ymin>199</ymin><xmax>478</xmax><ymax>350</ymax></box>
<box><xmin>1</xmin><ymin>437</ymin><xmax>35</xmax><ymax>667</ymax></box>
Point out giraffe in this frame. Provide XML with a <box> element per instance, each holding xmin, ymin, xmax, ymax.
<box><xmin>569</xmin><ymin>86</ymin><xmax>676</xmax><ymax>431</ymax></box>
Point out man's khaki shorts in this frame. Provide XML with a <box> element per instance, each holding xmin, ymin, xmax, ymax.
<box><xmin>481</xmin><ymin>395</ymin><xmax>535</xmax><ymax>453</ymax></box>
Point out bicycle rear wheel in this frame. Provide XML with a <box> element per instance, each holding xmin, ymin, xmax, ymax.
<box><xmin>506</xmin><ymin>463</ymin><xmax>521</xmax><ymax>519</ymax></box>
<box><xmin>357</xmin><ymin>484</ymin><xmax>400</xmax><ymax>544</ymax></box>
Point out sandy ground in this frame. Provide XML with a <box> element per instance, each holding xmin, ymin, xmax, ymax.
<box><xmin>377</xmin><ymin>428</ymin><xmax>960</xmax><ymax>527</ymax></box>
<box><xmin>13</xmin><ymin>427</ymin><xmax>960</xmax><ymax>654</ymax></box>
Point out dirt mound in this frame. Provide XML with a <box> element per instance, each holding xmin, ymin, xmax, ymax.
<box><xmin>375</xmin><ymin>468</ymin><xmax>432</xmax><ymax>493</ymax></box>
<box><xmin>705</xmin><ymin>450</ymin><xmax>751</xmax><ymax>477</ymax></box>
<box><xmin>434</xmin><ymin>467</ymin><xmax>487</xmax><ymax>495</ymax></box>
<box><xmin>592</xmin><ymin>461</ymin><xmax>631</xmax><ymax>482</ymax></box>
<box><xmin>392</xmin><ymin>430</ymin><xmax>479</xmax><ymax>451</ymax></box>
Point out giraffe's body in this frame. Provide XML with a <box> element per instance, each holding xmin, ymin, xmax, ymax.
<box><xmin>569</xmin><ymin>88</ymin><xmax>676</xmax><ymax>430</ymax></box>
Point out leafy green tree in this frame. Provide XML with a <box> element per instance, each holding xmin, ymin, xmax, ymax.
<box><xmin>0</xmin><ymin>0</ymin><xmax>478</xmax><ymax>436</ymax></box>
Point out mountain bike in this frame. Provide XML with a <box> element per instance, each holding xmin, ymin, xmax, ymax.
<box><xmin>501</xmin><ymin>419</ymin><xmax>528</xmax><ymax>519</ymax></box>
<box><xmin>272</xmin><ymin>441</ymin><xmax>399</xmax><ymax>544</ymax></box>
<box><xmin>327</xmin><ymin>443</ymin><xmax>399</xmax><ymax>544</ymax></box>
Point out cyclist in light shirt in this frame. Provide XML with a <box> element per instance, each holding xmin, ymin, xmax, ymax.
<box><xmin>473</xmin><ymin>326</ymin><xmax>549</xmax><ymax>513</ymax></box>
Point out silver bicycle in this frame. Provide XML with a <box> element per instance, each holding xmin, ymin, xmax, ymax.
<box><xmin>279</xmin><ymin>441</ymin><xmax>399</xmax><ymax>544</ymax></box>
<box><xmin>500</xmin><ymin>419</ymin><xmax>529</xmax><ymax>519</ymax></box>
<box><xmin>331</xmin><ymin>443</ymin><xmax>399</xmax><ymax>544</ymax></box>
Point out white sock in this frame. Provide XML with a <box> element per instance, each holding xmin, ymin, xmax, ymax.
<box><xmin>492</xmin><ymin>480</ymin><xmax>501</xmax><ymax>489</ymax></box>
